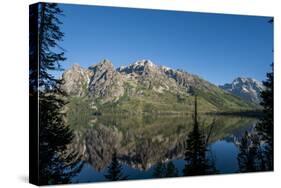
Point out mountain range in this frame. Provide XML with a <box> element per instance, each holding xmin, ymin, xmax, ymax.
<box><xmin>61</xmin><ymin>59</ymin><xmax>261</xmax><ymax>113</ymax></box>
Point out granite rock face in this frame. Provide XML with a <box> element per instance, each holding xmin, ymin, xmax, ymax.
<box><xmin>88</xmin><ymin>60</ymin><xmax>124</xmax><ymax>102</ymax></box>
<box><xmin>61</xmin><ymin>64</ymin><xmax>93</xmax><ymax>96</ymax></box>
<box><xmin>61</xmin><ymin>59</ymin><xmax>258</xmax><ymax>111</ymax></box>
<box><xmin>220</xmin><ymin>77</ymin><xmax>264</xmax><ymax>104</ymax></box>
<box><xmin>84</xmin><ymin>124</ymin><xmax>123</xmax><ymax>171</ymax></box>
<box><xmin>62</xmin><ymin>60</ymin><xmax>124</xmax><ymax>102</ymax></box>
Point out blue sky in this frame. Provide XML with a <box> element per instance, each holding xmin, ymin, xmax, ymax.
<box><xmin>57</xmin><ymin>4</ymin><xmax>273</xmax><ymax>85</ymax></box>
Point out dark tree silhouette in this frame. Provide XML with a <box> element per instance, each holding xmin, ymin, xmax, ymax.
<box><xmin>153</xmin><ymin>161</ymin><xmax>178</xmax><ymax>178</ymax></box>
<box><xmin>256</xmin><ymin>63</ymin><xmax>273</xmax><ymax>170</ymax></box>
<box><xmin>39</xmin><ymin>95</ymin><xmax>83</xmax><ymax>185</ymax></box>
<box><xmin>238</xmin><ymin>132</ymin><xmax>262</xmax><ymax>172</ymax></box>
<box><xmin>255</xmin><ymin>19</ymin><xmax>274</xmax><ymax>171</ymax></box>
<box><xmin>29</xmin><ymin>3</ymin><xmax>82</xmax><ymax>185</ymax></box>
<box><xmin>29</xmin><ymin>4</ymin><xmax>40</xmax><ymax>184</ymax></box>
<box><xmin>104</xmin><ymin>151</ymin><xmax>128</xmax><ymax>181</ymax></box>
<box><xmin>183</xmin><ymin>96</ymin><xmax>216</xmax><ymax>176</ymax></box>
<box><xmin>237</xmin><ymin>19</ymin><xmax>273</xmax><ymax>173</ymax></box>
<box><xmin>29</xmin><ymin>5</ymin><xmax>39</xmax><ymax>95</ymax></box>
<box><xmin>38</xmin><ymin>3</ymin><xmax>66</xmax><ymax>91</ymax></box>
<box><xmin>258</xmin><ymin>64</ymin><xmax>273</xmax><ymax>141</ymax></box>
<box><xmin>153</xmin><ymin>162</ymin><xmax>166</xmax><ymax>178</ymax></box>
<box><xmin>166</xmin><ymin>161</ymin><xmax>179</xmax><ymax>177</ymax></box>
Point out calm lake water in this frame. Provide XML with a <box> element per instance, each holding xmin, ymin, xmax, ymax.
<box><xmin>68</xmin><ymin>115</ymin><xmax>257</xmax><ymax>183</ymax></box>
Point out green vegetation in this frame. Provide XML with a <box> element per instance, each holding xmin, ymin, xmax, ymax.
<box><xmin>193</xmin><ymin>85</ymin><xmax>257</xmax><ymax>111</ymax></box>
<box><xmin>83</xmin><ymin>75</ymin><xmax>259</xmax><ymax>115</ymax></box>
<box><xmin>97</xmin><ymin>89</ymin><xmax>256</xmax><ymax>115</ymax></box>
<box><xmin>66</xmin><ymin>96</ymin><xmax>95</xmax><ymax>131</ymax></box>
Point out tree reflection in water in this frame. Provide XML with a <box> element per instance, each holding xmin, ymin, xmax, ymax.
<box><xmin>104</xmin><ymin>150</ymin><xmax>128</xmax><ymax>181</ymax></box>
<box><xmin>237</xmin><ymin>122</ymin><xmax>273</xmax><ymax>172</ymax></box>
<box><xmin>153</xmin><ymin>161</ymin><xmax>178</xmax><ymax>178</ymax></box>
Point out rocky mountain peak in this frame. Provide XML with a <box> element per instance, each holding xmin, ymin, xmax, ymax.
<box><xmin>234</xmin><ymin>77</ymin><xmax>247</xmax><ymax>83</ymax></box>
<box><xmin>133</xmin><ymin>59</ymin><xmax>156</xmax><ymax>67</ymax></box>
<box><xmin>233</xmin><ymin>77</ymin><xmax>251</xmax><ymax>85</ymax></box>
<box><xmin>70</xmin><ymin>63</ymin><xmax>82</xmax><ymax>70</ymax></box>
<box><xmin>159</xmin><ymin>65</ymin><xmax>172</xmax><ymax>72</ymax></box>
<box><xmin>117</xmin><ymin>59</ymin><xmax>159</xmax><ymax>75</ymax></box>
<box><xmin>61</xmin><ymin>64</ymin><xmax>93</xmax><ymax>96</ymax></box>
<box><xmin>87</xmin><ymin>59</ymin><xmax>124</xmax><ymax>102</ymax></box>
<box><xmin>89</xmin><ymin>59</ymin><xmax>114</xmax><ymax>73</ymax></box>
<box><xmin>61</xmin><ymin>59</ymin><xmax>124</xmax><ymax>102</ymax></box>
<box><xmin>220</xmin><ymin>77</ymin><xmax>264</xmax><ymax>104</ymax></box>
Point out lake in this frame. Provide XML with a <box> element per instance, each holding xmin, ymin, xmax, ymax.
<box><xmin>66</xmin><ymin>114</ymin><xmax>258</xmax><ymax>183</ymax></box>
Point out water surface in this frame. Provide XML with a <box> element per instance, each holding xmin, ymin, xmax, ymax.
<box><xmin>67</xmin><ymin>114</ymin><xmax>257</xmax><ymax>183</ymax></box>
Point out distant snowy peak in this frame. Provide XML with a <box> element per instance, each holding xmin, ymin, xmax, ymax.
<box><xmin>219</xmin><ymin>77</ymin><xmax>264</xmax><ymax>104</ymax></box>
<box><xmin>132</xmin><ymin>59</ymin><xmax>156</xmax><ymax>67</ymax></box>
<box><xmin>117</xmin><ymin>59</ymin><xmax>163</xmax><ymax>75</ymax></box>
<box><xmin>232</xmin><ymin>77</ymin><xmax>263</xmax><ymax>89</ymax></box>
<box><xmin>117</xmin><ymin>59</ymin><xmax>174</xmax><ymax>72</ymax></box>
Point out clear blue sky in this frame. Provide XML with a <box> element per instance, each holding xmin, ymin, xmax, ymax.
<box><xmin>57</xmin><ymin>4</ymin><xmax>273</xmax><ymax>85</ymax></box>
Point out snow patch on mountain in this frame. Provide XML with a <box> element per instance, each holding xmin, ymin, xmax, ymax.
<box><xmin>219</xmin><ymin>77</ymin><xmax>264</xmax><ymax>104</ymax></box>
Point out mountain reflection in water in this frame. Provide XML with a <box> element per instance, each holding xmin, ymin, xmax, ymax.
<box><xmin>67</xmin><ymin>114</ymin><xmax>258</xmax><ymax>183</ymax></box>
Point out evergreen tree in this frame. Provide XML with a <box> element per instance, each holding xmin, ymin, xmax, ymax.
<box><xmin>104</xmin><ymin>151</ymin><xmax>128</xmax><ymax>181</ymax></box>
<box><xmin>29</xmin><ymin>4</ymin><xmax>39</xmax><ymax>95</ymax></box>
<box><xmin>255</xmin><ymin>18</ymin><xmax>274</xmax><ymax>171</ymax></box>
<box><xmin>183</xmin><ymin>96</ymin><xmax>216</xmax><ymax>176</ymax></box>
<box><xmin>153</xmin><ymin>162</ymin><xmax>166</xmax><ymax>178</ymax></box>
<box><xmin>30</xmin><ymin>3</ymin><xmax>82</xmax><ymax>185</ymax></box>
<box><xmin>39</xmin><ymin>94</ymin><xmax>83</xmax><ymax>184</ymax></box>
<box><xmin>258</xmin><ymin>64</ymin><xmax>273</xmax><ymax>141</ymax></box>
<box><xmin>238</xmin><ymin>132</ymin><xmax>258</xmax><ymax>172</ymax></box>
<box><xmin>153</xmin><ymin>161</ymin><xmax>178</xmax><ymax>178</ymax></box>
<box><xmin>256</xmin><ymin>63</ymin><xmax>273</xmax><ymax>170</ymax></box>
<box><xmin>238</xmin><ymin>19</ymin><xmax>274</xmax><ymax>172</ymax></box>
<box><xmin>38</xmin><ymin>3</ymin><xmax>66</xmax><ymax>91</ymax></box>
<box><xmin>166</xmin><ymin>161</ymin><xmax>179</xmax><ymax>177</ymax></box>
